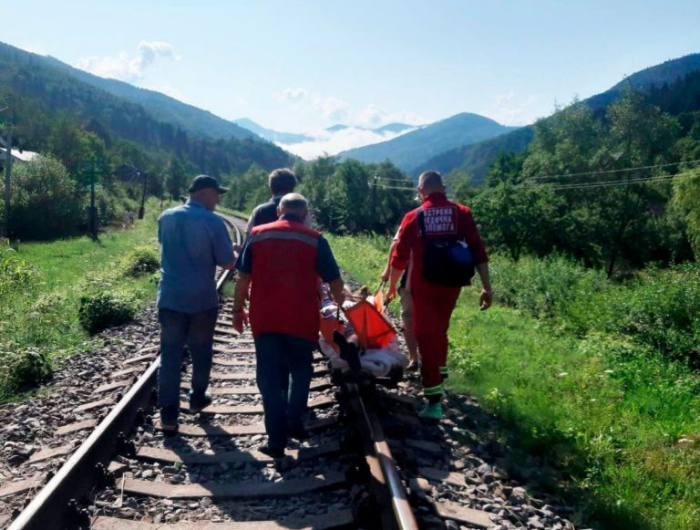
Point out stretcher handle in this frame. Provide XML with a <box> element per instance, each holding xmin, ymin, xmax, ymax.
<box><xmin>375</xmin><ymin>281</ymin><xmax>386</xmax><ymax>298</ymax></box>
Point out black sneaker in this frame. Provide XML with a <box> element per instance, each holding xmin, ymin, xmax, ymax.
<box><xmin>258</xmin><ymin>444</ymin><xmax>285</xmax><ymax>459</ymax></box>
<box><xmin>189</xmin><ymin>393</ymin><xmax>213</xmax><ymax>413</ymax></box>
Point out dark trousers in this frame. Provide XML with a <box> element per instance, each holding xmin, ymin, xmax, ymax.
<box><xmin>254</xmin><ymin>333</ymin><xmax>315</xmax><ymax>450</ymax></box>
<box><xmin>158</xmin><ymin>307</ymin><xmax>218</xmax><ymax>423</ymax></box>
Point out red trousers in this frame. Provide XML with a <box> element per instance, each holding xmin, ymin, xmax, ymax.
<box><xmin>412</xmin><ymin>283</ymin><xmax>461</xmax><ymax>396</ymax></box>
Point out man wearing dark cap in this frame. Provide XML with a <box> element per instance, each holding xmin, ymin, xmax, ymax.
<box><xmin>387</xmin><ymin>171</ymin><xmax>492</xmax><ymax>420</ymax></box>
<box><xmin>157</xmin><ymin>175</ymin><xmax>236</xmax><ymax>431</ymax></box>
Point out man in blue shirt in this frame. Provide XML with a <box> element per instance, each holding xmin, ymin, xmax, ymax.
<box><xmin>157</xmin><ymin>175</ymin><xmax>236</xmax><ymax>431</ymax></box>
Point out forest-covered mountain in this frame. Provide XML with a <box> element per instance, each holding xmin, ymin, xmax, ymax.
<box><xmin>0</xmin><ymin>41</ymin><xmax>293</xmax><ymax>177</ymax></box>
<box><xmin>422</xmin><ymin>53</ymin><xmax>700</xmax><ymax>183</ymax></box>
<box><xmin>42</xmin><ymin>56</ymin><xmax>257</xmax><ymax>142</ymax></box>
<box><xmin>338</xmin><ymin>113</ymin><xmax>514</xmax><ymax>171</ymax></box>
<box><xmin>232</xmin><ymin>118</ymin><xmax>313</xmax><ymax>144</ymax></box>
<box><xmin>415</xmin><ymin>126</ymin><xmax>535</xmax><ymax>182</ymax></box>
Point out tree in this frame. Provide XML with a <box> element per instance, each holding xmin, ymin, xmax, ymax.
<box><xmin>516</xmin><ymin>91</ymin><xmax>682</xmax><ymax>273</ymax></box>
<box><xmin>485</xmin><ymin>151</ymin><xmax>525</xmax><ymax>187</ymax></box>
<box><xmin>222</xmin><ymin>165</ymin><xmax>268</xmax><ymax>212</ymax></box>
<box><xmin>673</xmin><ymin>171</ymin><xmax>700</xmax><ymax>259</ymax></box>
<box><xmin>166</xmin><ymin>157</ymin><xmax>188</xmax><ymax>200</ymax></box>
<box><xmin>444</xmin><ymin>169</ymin><xmax>475</xmax><ymax>204</ymax></box>
<box><xmin>472</xmin><ymin>182</ymin><xmax>565</xmax><ymax>261</ymax></box>
<box><xmin>602</xmin><ymin>86</ymin><xmax>680</xmax><ymax>275</ymax></box>
<box><xmin>48</xmin><ymin>120</ymin><xmax>107</xmax><ymax>178</ymax></box>
<box><xmin>9</xmin><ymin>156</ymin><xmax>84</xmax><ymax>240</ymax></box>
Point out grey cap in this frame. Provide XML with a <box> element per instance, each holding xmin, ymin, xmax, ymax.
<box><xmin>188</xmin><ymin>174</ymin><xmax>229</xmax><ymax>194</ymax></box>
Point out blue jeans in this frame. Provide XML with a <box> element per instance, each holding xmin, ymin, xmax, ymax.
<box><xmin>254</xmin><ymin>333</ymin><xmax>315</xmax><ymax>450</ymax></box>
<box><xmin>158</xmin><ymin>307</ymin><xmax>218</xmax><ymax>424</ymax></box>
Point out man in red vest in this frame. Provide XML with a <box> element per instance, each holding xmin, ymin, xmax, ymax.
<box><xmin>232</xmin><ymin>193</ymin><xmax>345</xmax><ymax>458</ymax></box>
<box><xmin>387</xmin><ymin>171</ymin><xmax>492</xmax><ymax>420</ymax></box>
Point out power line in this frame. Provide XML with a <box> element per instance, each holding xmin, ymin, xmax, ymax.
<box><xmin>552</xmin><ymin>175</ymin><xmax>674</xmax><ymax>190</ymax></box>
<box><xmin>374</xmin><ymin>176</ymin><xmax>415</xmax><ymax>184</ymax></box>
<box><xmin>525</xmin><ymin>158</ymin><xmax>700</xmax><ymax>182</ymax></box>
<box><xmin>548</xmin><ymin>169</ymin><xmax>699</xmax><ymax>191</ymax></box>
<box><xmin>374</xmin><ymin>184</ymin><xmax>416</xmax><ymax>191</ymax></box>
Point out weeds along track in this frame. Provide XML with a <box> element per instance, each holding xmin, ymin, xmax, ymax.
<box><xmin>1</xmin><ymin>214</ymin><xmax>578</xmax><ymax>530</ymax></box>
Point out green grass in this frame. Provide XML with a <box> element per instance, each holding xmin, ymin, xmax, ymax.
<box><xmin>0</xmin><ymin>199</ymin><xmax>170</xmax><ymax>401</ymax></box>
<box><xmin>216</xmin><ymin>205</ymin><xmax>251</xmax><ymax>220</ymax></box>
<box><xmin>327</xmin><ymin>234</ymin><xmax>700</xmax><ymax>530</ymax></box>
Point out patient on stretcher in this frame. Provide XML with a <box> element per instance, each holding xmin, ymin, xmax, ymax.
<box><xmin>318</xmin><ymin>283</ymin><xmax>408</xmax><ymax>378</ymax></box>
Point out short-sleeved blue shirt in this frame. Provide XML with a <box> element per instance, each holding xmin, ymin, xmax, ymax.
<box><xmin>157</xmin><ymin>199</ymin><xmax>235</xmax><ymax>314</ymax></box>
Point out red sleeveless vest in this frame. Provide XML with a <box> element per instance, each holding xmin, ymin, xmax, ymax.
<box><xmin>248</xmin><ymin>219</ymin><xmax>321</xmax><ymax>342</ymax></box>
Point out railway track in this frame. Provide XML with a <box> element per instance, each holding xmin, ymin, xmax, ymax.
<box><xmin>1</xmin><ymin>212</ymin><xmax>579</xmax><ymax>530</ymax></box>
<box><xmin>2</xmin><ymin>214</ymin><xmax>421</xmax><ymax>530</ymax></box>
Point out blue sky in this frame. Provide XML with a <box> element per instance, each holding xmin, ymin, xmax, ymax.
<box><xmin>7</xmin><ymin>0</ymin><xmax>700</xmax><ymax>136</ymax></box>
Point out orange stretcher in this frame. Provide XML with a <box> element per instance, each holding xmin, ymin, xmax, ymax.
<box><xmin>343</xmin><ymin>298</ymin><xmax>396</xmax><ymax>349</ymax></box>
<box><xmin>320</xmin><ymin>283</ymin><xmax>396</xmax><ymax>352</ymax></box>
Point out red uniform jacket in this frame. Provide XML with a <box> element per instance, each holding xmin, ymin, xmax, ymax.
<box><xmin>247</xmin><ymin>219</ymin><xmax>322</xmax><ymax>342</ymax></box>
<box><xmin>390</xmin><ymin>193</ymin><xmax>488</xmax><ymax>292</ymax></box>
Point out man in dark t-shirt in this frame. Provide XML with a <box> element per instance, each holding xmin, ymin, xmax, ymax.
<box><xmin>245</xmin><ymin>168</ymin><xmax>299</xmax><ymax>237</ymax></box>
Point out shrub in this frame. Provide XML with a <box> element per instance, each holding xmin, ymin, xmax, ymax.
<box><xmin>490</xmin><ymin>254</ymin><xmax>609</xmax><ymax>325</ymax></box>
<box><xmin>8</xmin><ymin>156</ymin><xmax>84</xmax><ymax>240</ymax></box>
<box><xmin>490</xmin><ymin>254</ymin><xmax>700</xmax><ymax>363</ymax></box>
<box><xmin>0</xmin><ymin>240</ymin><xmax>37</xmax><ymax>296</ymax></box>
<box><xmin>607</xmin><ymin>265</ymin><xmax>700</xmax><ymax>362</ymax></box>
<box><xmin>121</xmin><ymin>246</ymin><xmax>160</xmax><ymax>278</ymax></box>
<box><xmin>78</xmin><ymin>290</ymin><xmax>137</xmax><ymax>335</ymax></box>
<box><xmin>0</xmin><ymin>348</ymin><xmax>53</xmax><ymax>398</ymax></box>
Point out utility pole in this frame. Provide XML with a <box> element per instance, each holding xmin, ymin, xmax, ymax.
<box><xmin>88</xmin><ymin>160</ymin><xmax>98</xmax><ymax>239</ymax></box>
<box><xmin>371</xmin><ymin>175</ymin><xmax>378</xmax><ymax>231</ymax></box>
<box><xmin>80</xmin><ymin>159</ymin><xmax>100</xmax><ymax>239</ymax></box>
<box><xmin>138</xmin><ymin>170</ymin><xmax>147</xmax><ymax>219</ymax></box>
<box><xmin>1</xmin><ymin>126</ymin><xmax>12</xmax><ymax>240</ymax></box>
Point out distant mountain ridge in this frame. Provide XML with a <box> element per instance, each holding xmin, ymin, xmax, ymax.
<box><xmin>326</xmin><ymin>122</ymin><xmax>417</xmax><ymax>135</ymax></box>
<box><xmin>338</xmin><ymin>113</ymin><xmax>514</xmax><ymax>171</ymax></box>
<box><xmin>232</xmin><ymin>120</ymin><xmax>417</xmax><ymax>146</ymax></box>
<box><xmin>420</xmin><ymin>53</ymin><xmax>700</xmax><ymax>183</ymax></box>
<box><xmin>233</xmin><ymin>118</ymin><xmax>313</xmax><ymax>144</ymax></box>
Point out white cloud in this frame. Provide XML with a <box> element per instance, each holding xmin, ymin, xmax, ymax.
<box><xmin>273</xmin><ymin>87</ymin><xmax>310</xmax><ymax>104</ymax></box>
<box><xmin>278</xmin><ymin>126</ymin><xmax>417</xmax><ymax>160</ymax></box>
<box><xmin>273</xmin><ymin>88</ymin><xmax>422</xmax><ymax>131</ymax></box>
<box><xmin>480</xmin><ymin>92</ymin><xmax>539</xmax><ymax>126</ymax></box>
<box><xmin>356</xmin><ymin>105</ymin><xmax>424</xmax><ymax>127</ymax></box>
<box><xmin>76</xmin><ymin>41</ymin><xmax>181</xmax><ymax>82</ymax></box>
<box><xmin>356</xmin><ymin>104</ymin><xmax>388</xmax><ymax>127</ymax></box>
<box><xmin>314</xmin><ymin>97</ymin><xmax>351</xmax><ymax>122</ymax></box>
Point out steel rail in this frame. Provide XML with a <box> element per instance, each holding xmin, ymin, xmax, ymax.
<box><xmin>8</xmin><ymin>211</ymin><xmax>420</xmax><ymax>529</ymax></box>
<box><xmin>345</xmin><ymin>383</ymin><xmax>420</xmax><ymax>530</ymax></box>
<box><xmin>9</xmin><ymin>359</ymin><xmax>160</xmax><ymax>530</ymax></box>
<box><xmin>8</xmin><ymin>213</ymin><xmax>243</xmax><ymax>530</ymax></box>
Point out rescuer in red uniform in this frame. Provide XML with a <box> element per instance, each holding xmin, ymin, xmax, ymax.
<box><xmin>387</xmin><ymin>171</ymin><xmax>492</xmax><ymax>420</ymax></box>
<box><xmin>231</xmin><ymin>193</ymin><xmax>345</xmax><ymax>457</ymax></box>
